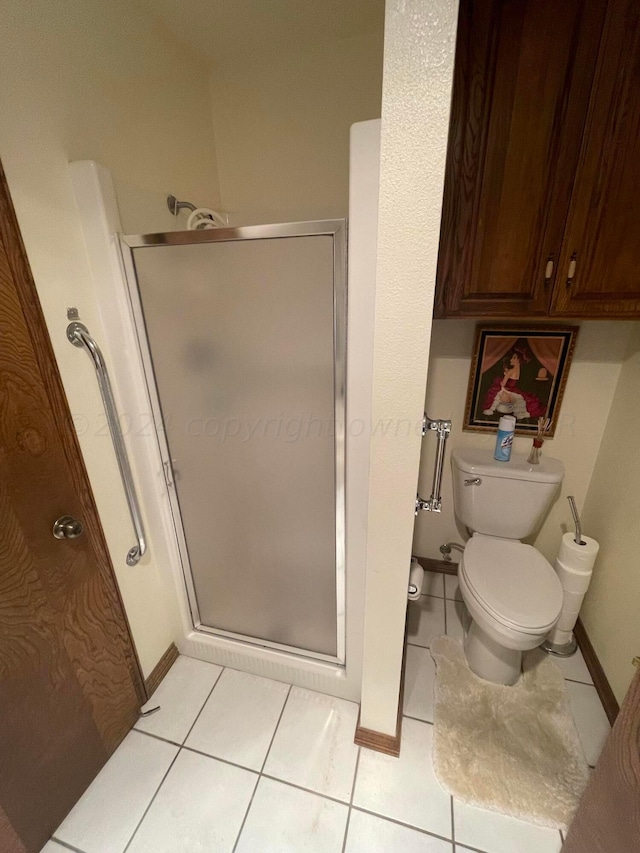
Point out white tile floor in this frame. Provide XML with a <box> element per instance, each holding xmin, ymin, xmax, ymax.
<box><xmin>46</xmin><ymin>571</ymin><xmax>610</xmax><ymax>853</ymax></box>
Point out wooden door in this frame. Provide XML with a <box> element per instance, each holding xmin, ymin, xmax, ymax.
<box><xmin>562</xmin><ymin>666</ymin><xmax>640</xmax><ymax>850</ymax></box>
<box><xmin>435</xmin><ymin>0</ymin><xmax>606</xmax><ymax>318</ymax></box>
<box><xmin>0</xmin><ymin>163</ymin><xmax>145</xmax><ymax>853</ymax></box>
<box><xmin>551</xmin><ymin>0</ymin><xmax>640</xmax><ymax>317</ymax></box>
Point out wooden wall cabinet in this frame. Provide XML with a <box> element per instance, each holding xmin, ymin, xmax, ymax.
<box><xmin>435</xmin><ymin>0</ymin><xmax>640</xmax><ymax>319</ymax></box>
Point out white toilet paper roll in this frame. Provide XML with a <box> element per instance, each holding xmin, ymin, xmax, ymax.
<box><xmin>555</xmin><ymin>559</ymin><xmax>593</xmax><ymax>594</ymax></box>
<box><xmin>556</xmin><ymin>607</ymin><xmax>582</xmax><ymax>632</ymax></box>
<box><xmin>548</xmin><ymin>627</ymin><xmax>573</xmax><ymax>646</ymax></box>
<box><xmin>558</xmin><ymin>532</ymin><xmax>599</xmax><ymax>573</ymax></box>
<box><xmin>545</xmin><ymin>533</ymin><xmax>599</xmax><ymax>649</ymax></box>
<box><xmin>562</xmin><ymin>588</ymin><xmax>587</xmax><ymax>612</ymax></box>
<box><xmin>408</xmin><ymin>559</ymin><xmax>424</xmax><ymax>601</ymax></box>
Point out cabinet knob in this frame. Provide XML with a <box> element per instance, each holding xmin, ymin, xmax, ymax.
<box><xmin>544</xmin><ymin>254</ymin><xmax>554</xmax><ymax>288</ymax></box>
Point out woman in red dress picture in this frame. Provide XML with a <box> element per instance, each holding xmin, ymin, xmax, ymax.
<box><xmin>481</xmin><ymin>343</ymin><xmax>547</xmax><ymax>421</ymax></box>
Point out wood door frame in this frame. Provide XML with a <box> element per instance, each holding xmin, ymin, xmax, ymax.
<box><xmin>0</xmin><ymin>161</ymin><xmax>147</xmax><ymax>707</ymax></box>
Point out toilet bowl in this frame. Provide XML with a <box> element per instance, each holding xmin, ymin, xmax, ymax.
<box><xmin>458</xmin><ymin>535</ymin><xmax>563</xmax><ymax>684</ymax></box>
<box><xmin>451</xmin><ymin>448</ymin><xmax>565</xmax><ymax>685</ymax></box>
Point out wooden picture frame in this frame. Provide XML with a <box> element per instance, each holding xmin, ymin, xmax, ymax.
<box><xmin>464</xmin><ymin>325</ymin><xmax>579</xmax><ymax>437</ymax></box>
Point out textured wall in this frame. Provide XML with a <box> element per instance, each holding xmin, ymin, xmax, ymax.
<box><xmin>360</xmin><ymin>0</ymin><xmax>459</xmax><ymax>735</ymax></box>
<box><xmin>580</xmin><ymin>324</ymin><xmax>640</xmax><ymax>704</ymax></box>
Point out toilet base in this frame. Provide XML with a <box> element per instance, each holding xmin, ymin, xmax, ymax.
<box><xmin>464</xmin><ymin>620</ymin><xmax>522</xmax><ymax>685</ymax></box>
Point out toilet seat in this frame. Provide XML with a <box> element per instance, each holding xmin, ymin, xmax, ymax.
<box><xmin>460</xmin><ymin>535</ymin><xmax>562</xmax><ymax>634</ymax></box>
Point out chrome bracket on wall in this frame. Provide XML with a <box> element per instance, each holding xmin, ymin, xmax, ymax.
<box><xmin>415</xmin><ymin>414</ymin><xmax>452</xmax><ymax>515</ymax></box>
<box><xmin>67</xmin><ymin>320</ymin><xmax>147</xmax><ymax>566</ymax></box>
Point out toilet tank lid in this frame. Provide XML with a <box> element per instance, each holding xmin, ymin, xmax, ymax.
<box><xmin>452</xmin><ymin>448</ymin><xmax>564</xmax><ymax>485</ymax></box>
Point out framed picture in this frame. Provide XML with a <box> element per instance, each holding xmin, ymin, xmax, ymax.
<box><xmin>464</xmin><ymin>325</ymin><xmax>579</xmax><ymax>437</ymax></box>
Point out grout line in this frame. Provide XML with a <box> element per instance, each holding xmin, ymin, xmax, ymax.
<box><xmin>181</xmin><ymin>743</ymin><xmax>262</xmax><ymax>776</ymax></box>
<box><xmin>231</xmin><ymin>772</ymin><xmax>260</xmax><ymax>853</ymax></box>
<box><xmin>451</xmin><ymin>795</ymin><xmax>456</xmax><ymax>848</ymax></box>
<box><xmin>423</xmin><ymin>592</ymin><xmax>445</xmax><ymax>601</ymax></box>
<box><xmin>350</xmin><ymin>806</ymin><xmax>454</xmax><ymax>845</ymax></box>
<box><xmin>349</xmin><ymin>748</ymin><xmax>361</xmax><ymax>806</ymax></box>
<box><xmin>443</xmin><ymin>592</ymin><xmax>448</xmax><ymax>634</ymax></box>
<box><xmin>564</xmin><ymin>676</ymin><xmax>595</xmax><ymax>686</ymax></box>
<box><xmin>181</xmin><ymin>666</ymin><xmax>226</xmax><ymax>745</ymax></box>
<box><xmin>402</xmin><ymin>713</ymin><xmax>434</xmax><ymax>726</ymax></box>
<box><xmin>51</xmin><ymin>839</ymin><xmax>88</xmax><ymax>853</ymax></box>
<box><xmin>340</xmin><ymin>808</ymin><xmax>353</xmax><ymax>853</ymax></box>
<box><xmin>260</xmin><ymin>772</ymin><xmax>351</xmax><ymax>807</ymax></box>
<box><xmin>419</xmin><ymin>589</ymin><xmax>445</xmax><ymax>600</ymax></box>
<box><xmin>340</xmin><ymin>746</ymin><xmax>361</xmax><ymax>853</ymax></box>
<box><xmin>53</xmin><ymin>670</ymin><xmax>226</xmax><ymax>853</ymax></box>
<box><xmin>133</xmin><ymin>728</ymin><xmax>181</xmax><ymax>748</ymax></box>
<box><xmin>260</xmin><ymin>683</ymin><xmax>292</xmax><ymax>773</ymax></box>
<box><xmin>120</xmin><ymin>668</ymin><xmax>227</xmax><ymax>852</ymax></box>
<box><xmin>122</xmin><ymin>747</ymin><xmax>181</xmax><ymax>853</ymax></box>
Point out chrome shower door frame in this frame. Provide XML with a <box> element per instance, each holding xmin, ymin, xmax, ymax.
<box><xmin>120</xmin><ymin>220</ymin><xmax>347</xmax><ymax>665</ymax></box>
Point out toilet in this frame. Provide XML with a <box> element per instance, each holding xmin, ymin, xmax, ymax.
<box><xmin>451</xmin><ymin>448</ymin><xmax>564</xmax><ymax>686</ymax></box>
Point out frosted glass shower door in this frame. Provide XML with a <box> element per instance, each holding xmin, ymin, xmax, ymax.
<box><xmin>126</xmin><ymin>223</ymin><xmax>345</xmax><ymax>660</ymax></box>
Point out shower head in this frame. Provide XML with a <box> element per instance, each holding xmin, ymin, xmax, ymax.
<box><xmin>167</xmin><ymin>195</ymin><xmax>228</xmax><ymax>229</ymax></box>
<box><xmin>167</xmin><ymin>194</ymin><xmax>196</xmax><ymax>215</ymax></box>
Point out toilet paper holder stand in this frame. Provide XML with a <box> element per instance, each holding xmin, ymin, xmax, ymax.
<box><xmin>567</xmin><ymin>495</ymin><xmax>586</xmax><ymax>546</ymax></box>
<box><xmin>542</xmin><ymin>495</ymin><xmax>586</xmax><ymax>658</ymax></box>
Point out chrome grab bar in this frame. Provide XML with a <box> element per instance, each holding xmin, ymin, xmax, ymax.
<box><xmin>67</xmin><ymin>321</ymin><xmax>146</xmax><ymax>566</ymax></box>
<box><xmin>415</xmin><ymin>413</ymin><xmax>452</xmax><ymax>514</ymax></box>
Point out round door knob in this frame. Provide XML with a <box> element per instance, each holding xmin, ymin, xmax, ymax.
<box><xmin>53</xmin><ymin>515</ymin><xmax>84</xmax><ymax>540</ymax></box>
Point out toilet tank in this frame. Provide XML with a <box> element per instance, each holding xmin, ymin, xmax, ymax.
<box><xmin>451</xmin><ymin>448</ymin><xmax>564</xmax><ymax>539</ymax></box>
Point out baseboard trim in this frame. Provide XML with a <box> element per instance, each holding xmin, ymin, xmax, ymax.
<box><xmin>354</xmin><ymin>635</ymin><xmax>407</xmax><ymax>757</ymax></box>
<box><xmin>415</xmin><ymin>555</ymin><xmax>458</xmax><ymax>576</ymax></box>
<box><xmin>574</xmin><ymin>618</ymin><xmax>619</xmax><ymax>726</ymax></box>
<box><xmin>144</xmin><ymin>642</ymin><xmax>179</xmax><ymax>698</ymax></box>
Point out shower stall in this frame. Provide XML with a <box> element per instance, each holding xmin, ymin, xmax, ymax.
<box><xmin>120</xmin><ymin>221</ymin><xmax>347</xmax><ymax>664</ymax></box>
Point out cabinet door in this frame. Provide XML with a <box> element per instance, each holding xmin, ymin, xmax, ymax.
<box><xmin>551</xmin><ymin>0</ymin><xmax>640</xmax><ymax>317</ymax></box>
<box><xmin>436</xmin><ymin>0</ymin><xmax>605</xmax><ymax>318</ymax></box>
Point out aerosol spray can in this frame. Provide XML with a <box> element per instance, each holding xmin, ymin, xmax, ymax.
<box><xmin>494</xmin><ymin>415</ymin><xmax>516</xmax><ymax>462</ymax></box>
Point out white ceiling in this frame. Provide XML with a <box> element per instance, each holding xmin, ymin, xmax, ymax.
<box><xmin>140</xmin><ymin>0</ymin><xmax>385</xmax><ymax>70</ymax></box>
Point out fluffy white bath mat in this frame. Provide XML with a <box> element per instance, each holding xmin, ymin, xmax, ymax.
<box><xmin>430</xmin><ymin>635</ymin><xmax>590</xmax><ymax>830</ymax></box>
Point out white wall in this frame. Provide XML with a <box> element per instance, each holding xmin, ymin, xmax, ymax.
<box><xmin>359</xmin><ymin>0</ymin><xmax>459</xmax><ymax>736</ymax></box>
<box><xmin>210</xmin><ymin>31</ymin><xmax>384</xmax><ymax>225</ymax></box>
<box><xmin>414</xmin><ymin>320</ymin><xmax>635</xmax><ymax>566</ymax></box>
<box><xmin>0</xmin><ymin>0</ymin><xmax>221</xmax><ymax>676</ymax></box>
<box><xmin>580</xmin><ymin>324</ymin><xmax>640</xmax><ymax>704</ymax></box>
